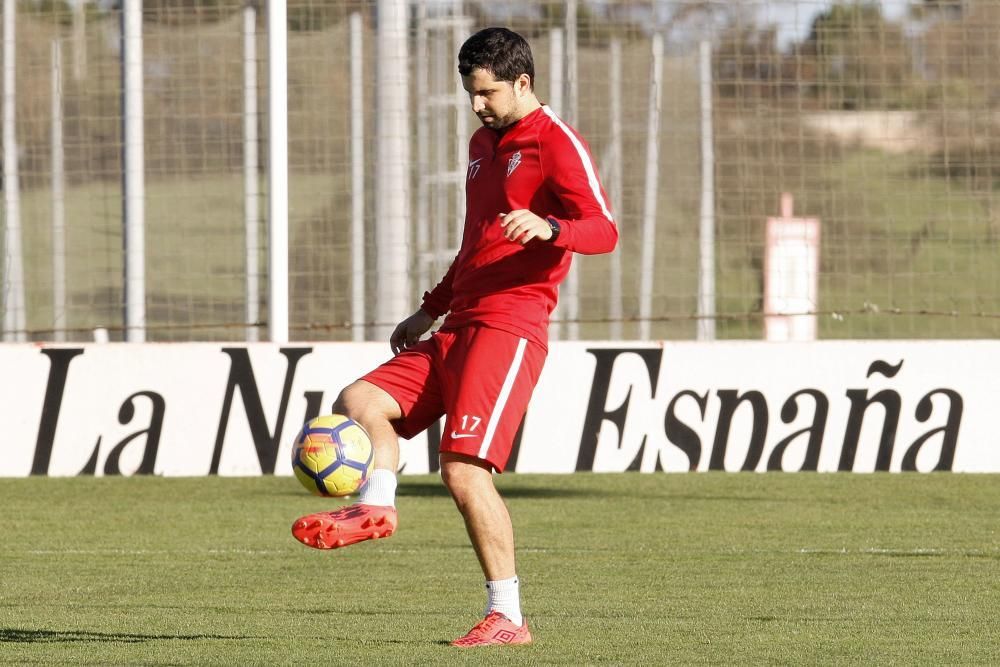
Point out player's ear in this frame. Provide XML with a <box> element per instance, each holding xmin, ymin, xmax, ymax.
<box><xmin>514</xmin><ymin>73</ymin><xmax>532</xmax><ymax>98</ymax></box>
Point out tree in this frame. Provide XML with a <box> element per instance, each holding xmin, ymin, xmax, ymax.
<box><xmin>797</xmin><ymin>2</ymin><xmax>913</xmax><ymax>109</ymax></box>
<box><xmin>910</xmin><ymin>0</ymin><xmax>965</xmax><ymax>20</ymax></box>
<box><xmin>713</xmin><ymin>23</ymin><xmax>788</xmax><ymax>102</ymax></box>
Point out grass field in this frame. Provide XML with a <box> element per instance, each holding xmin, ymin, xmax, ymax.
<box><xmin>1</xmin><ymin>473</ymin><xmax>998</xmax><ymax>665</ymax></box>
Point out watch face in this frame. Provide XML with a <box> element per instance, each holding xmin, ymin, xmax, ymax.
<box><xmin>547</xmin><ymin>218</ymin><xmax>561</xmax><ymax>241</ymax></box>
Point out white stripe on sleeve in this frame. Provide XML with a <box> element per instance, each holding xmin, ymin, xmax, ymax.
<box><xmin>541</xmin><ymin>105</ymin><xmax>615</xmax><ymax>223</ymax></box>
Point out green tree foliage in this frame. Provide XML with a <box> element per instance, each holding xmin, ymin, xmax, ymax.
<box><xmin>921</xmin><ymin>1</ymin><xmax>999</xmax><ymax>94</ymax></box>
<box><xmin>713</xmin><ymin>24</ymin><xmax>789</xmax><ymax>103</ymax></box>
<box><xmin>910</xmin><ymin>0</ymin><xmax>966</xmax><ymax>20</ymax></box>
<box><xmin>141</xmin><ymin>0</ymin><xmax>244</xmax><ymax>26</ymax></box>
<box><xmin>798</xmin><ymin>2</ymin><xmax>913</xmax><ymax>109</ymax></box>
<box><xmin>919</xmin><ymin>2</ymin><xmax>1000</xmax><ymax>190</ymax></box>
<box><xmin>287</xmin><ymin>1</ymin><xmax>352</xmax><ymax>32</ymax></box>
<box><xmin>18</xmin><ymin>0</ymin><xmax>101</xmax><ymax>26</ymax></box>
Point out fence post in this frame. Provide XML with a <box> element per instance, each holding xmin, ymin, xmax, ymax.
<box><xmin>267</xmin><ymin>0</ymin><xmax>289</xmax><ymax>343</ymax></box>
<box><xmin>122</xmin><ymin>0</ymin><xmax>146</xmax><ymax>342</ymax></box>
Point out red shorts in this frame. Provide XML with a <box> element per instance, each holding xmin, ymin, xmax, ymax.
<box><xmin>361</xmin><ymin>325</ymin><xmax>546</xmax><ymax>472</ymax></box>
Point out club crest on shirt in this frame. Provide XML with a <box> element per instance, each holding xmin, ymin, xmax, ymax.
<box><xmin>506</xmin><ymin>151</ymin><xmax>522</xmax><ymax>177</ymax></box>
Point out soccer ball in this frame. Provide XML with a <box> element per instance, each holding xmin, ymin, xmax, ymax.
<box><xmin>292</xmin><ymin>414</ymin><xmax>375</xmax><ymax>497</ymax></box>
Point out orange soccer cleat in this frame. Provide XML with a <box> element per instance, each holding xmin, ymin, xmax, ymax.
<box><xmin>291</xmin><ymin>503</ymin><xmax>397</xmax><ymax>550</ymax></box>
<box><xmin>450</xmin><ymin>612</ymin><xmax>533</xmax><ymax>647</ymax></box>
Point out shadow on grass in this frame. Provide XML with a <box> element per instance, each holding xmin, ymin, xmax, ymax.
<box><xmin>655</xmin><ymin>494</ymin><xmax>793</xmax><ymax>503</ymax></box>
<box><xmin>276</xmin><ymin>487</ymin><xmax>789</xmax><ymax>503</ymax></box>
<box><xmin>0</xmin><ymin>628</ymin><xmax>254</xmax><ymax>644</ymax></box>
<box><xmin>398</xmin><ymin>481</ymin><xmax>609</xmax><ymax>499</ymax></box>
<box><xmin>273</xmin><ymin>483</ymin><xmax>605</xmax><ymax>500</ymax></box>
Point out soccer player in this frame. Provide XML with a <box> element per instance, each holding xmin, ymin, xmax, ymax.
<box><xmin>292</xmin><ymin>27</ymin><xmax>617</xmax><ymax>647</ymax></box>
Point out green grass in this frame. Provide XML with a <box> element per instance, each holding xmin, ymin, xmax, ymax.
<box><xmin>814</xmin><ymin>150</ymin><xmax>1000</xmax><ymax>339</ymax></box>
<box><xmin>10</xmin><ymin>14</ymin><xmax>1000</xmax><ymax>342</ymax></box>
<box><xmin>709</xmin><ymin>148</ymin><xmax>1000</xmax><ymax>340</ymax></box>
<box><xmin>2</xmin><ymin>474</ymin><xmax>998</xmax><ymax>664</ymax></box>
<box><xmin>24</xmin><ymin>150</ymin><xmax>999</xmax><ymax>343</ymax></box>
<box><xmin>19</xmin><ymin>173</ymin><xmax>352</xmax><ymax>341</ymax></box>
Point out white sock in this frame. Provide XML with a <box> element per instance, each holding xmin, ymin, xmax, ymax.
<box><xmin>359</xmin><ymin>469</ymin><xmax>397</xmax><ymax>507</ymax></box>
<box><xmin>485</xmin><ymin>576</ymin><xmax>522</xmax><ymax>626</ymax></box>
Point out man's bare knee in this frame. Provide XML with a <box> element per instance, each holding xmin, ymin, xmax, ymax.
<box><xmin>330</xmin><ymin>381</ymin><xmax>366</xmax><ymax>417</ymax></box>
<box><xmin>441</xmin><ymin>452</ymin><xmax>494</xmax><ymax>503</ymax></box>
<box><xmin>332</xmin><ymin>380</ymin><xmax>401</xmax><ymax>424</ymax></box>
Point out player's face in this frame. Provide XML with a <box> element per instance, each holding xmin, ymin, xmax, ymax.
<box><xmin>462</xmin><ymin>68</ymin><xmax>531</xmax><ymax>130</ymax></box>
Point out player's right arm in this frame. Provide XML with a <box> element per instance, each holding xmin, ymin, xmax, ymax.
<box><xmin>389</xmin><ymin>308</ymin><xmax>436</xmax><ymax>355</ymax></box>
<box><xmin>419</xmin><ymin>253</ymin><xmax>458</xmax><ymax>320</ymax></box>
<box><xmin>389</xmin><ymin>255</ymin><xmax>458</xmax><ymax>354</ymax></box>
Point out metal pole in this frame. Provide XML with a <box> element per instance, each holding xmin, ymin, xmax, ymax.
<box><xmin>697</xmin><ymin>40</ymin><xmax>716</xmax><ymax>341</ymax></box>
<box><xmin>350</xmin><ymin>12</ymin><xmax>365</xmax><ymax>341</ymax></box>
<box><xmin>415</xmin><ymin>1</ymin><xmax>430</xmax><ymax>308</ymax></box>
<box><xmin>374</xmin><ymin>0</ymin><xmax>410</xmax><ymax>339</ymax></box>
<box><xmin>563</xmin><ymin>0</ymin><xmax>580</xmax><ymax>340</ymax></box>
<box><xmin>565</xmin><ymin>0</ymin><xmax>578</xmax><ymax>125</ymax></box>
<box><xmin>267</xmin><ymin>0</ymin><xmax>289</xmax><ymax>342</ymax></box>
<box><xmin>607</xmin><ymin>38</ymin><xmax>623</xmax><ymax>340</ymax></box>
<box><xmin>638</xmin><ymin>33</ymin><xmax>663</xmax><ymax>341</ymax></box>
<box><xmin>52</xmin><ymin>40</ymin><xmax>66</xmax><ymax>342</ymax></box>
<box><xmin>243</xmin><ymin>2</ymin><xmax>260</xmax><ymax>342</ymax></box>
<box><xmin>548</xmin><ymin>28</ymin><xmax>566</xmax><ymax>117</ymax></box>
<box><xmin>2</xmin><ymin>0</ymin><xmax>25</xmax><ymax>342</ymax></box>
<box><xmin>453</xmin><ymin>11</ymin><xmax>469</xmax><ymax>248</ymax></box>
<box><xmin>432</xmin><ymin>32</ymin><xmax>448</xmax><ymax>268</ymax></box>
<box><xmin>548</xmin><ymin>29</ymin><xmax>564</xmax><ymax>126</ymax></box>
<box><xmin>547</xmin><ymin>27</ymin><xmax>564</xmax><ymax>341</ymax></box>
<box><xmin>122</xmin><ymin>0</ymin><xmax>146</xmax><ymax>342</ymax></box>
<box><xmin>71</xmin><ymin>0</ymin><xmax>86</xmax><ymax>81</ymax></box>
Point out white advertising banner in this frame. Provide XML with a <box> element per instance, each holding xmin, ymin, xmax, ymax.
<box><xmin>0</xmin><ymin>341</ymin><xmax>996</xmax><ymax>476</ymax></box>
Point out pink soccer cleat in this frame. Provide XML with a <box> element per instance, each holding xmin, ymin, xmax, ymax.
<box><xmin>450</xmin><ymin>612</ymin><xmax>533</xmax><ymax>647</ymax></box>
<box><xmin>291</xmin><ymin>503</ymin><xmax>397</xmax><ymax>550</ymax></box>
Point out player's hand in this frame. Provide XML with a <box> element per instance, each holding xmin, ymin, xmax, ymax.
<box><xmin>500</xmin><ymin>209</ymin><xmax>552</xmax><ymax>244</ymax></box>
<box><xmin>389</xmin><ymin>309</ymin><xmax>436</xmax><ymax>355</ymax></box>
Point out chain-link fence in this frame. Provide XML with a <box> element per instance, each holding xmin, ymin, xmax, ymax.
<box><xmin>3</xmin><ymin>0</ymin><xmax>999</xmax><ymax>342</ymax></box>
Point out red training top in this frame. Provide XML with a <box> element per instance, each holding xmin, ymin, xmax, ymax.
<box><xmin>420</xmin><ymin>105</ymin><xmax>618</xmax><ymax>348</ymax></box>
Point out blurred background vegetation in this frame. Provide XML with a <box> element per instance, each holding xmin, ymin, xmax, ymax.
<box><xmin>7</xmin><ymin>0</ymin><xmax>1000</xmax><ymax>340</ymax></box>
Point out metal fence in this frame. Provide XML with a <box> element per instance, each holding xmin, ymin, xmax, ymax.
<box><xmin>3</xmin><ymin>0</ymin><xmax>1000</xmax><ymax>342</ymax></box>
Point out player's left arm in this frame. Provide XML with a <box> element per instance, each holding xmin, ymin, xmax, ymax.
<box><xmin>539</xmin><ymin>126</ymin><xmax>619</xmax><ymax>255</ymax></box>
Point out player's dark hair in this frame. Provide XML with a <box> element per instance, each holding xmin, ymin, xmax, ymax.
<box><xmin>458</xmin><ymin>27</ymin><xmax>535</xmax><ymax>89</ymax></box>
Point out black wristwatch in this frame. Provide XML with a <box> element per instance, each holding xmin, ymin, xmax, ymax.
<box><xmin>546</xmin><ymin>217</ymin><xmax>561</xmax><ymax>243</ymax></box>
